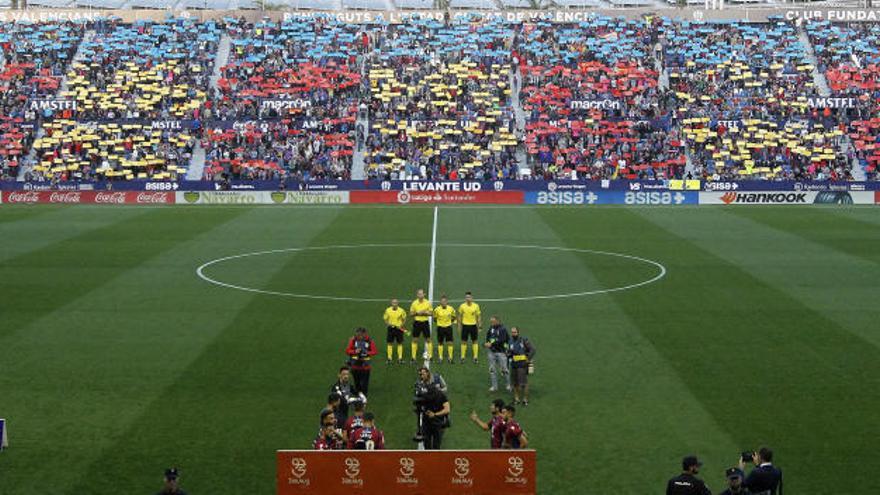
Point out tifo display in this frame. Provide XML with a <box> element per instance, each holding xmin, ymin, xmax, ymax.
<box><xmin>0</xmin><ymin>14</ymin><xmax>879</xmax><ymax>186</ymax></box>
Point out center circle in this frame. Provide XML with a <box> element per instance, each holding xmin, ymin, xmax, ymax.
<box><xmin>196</xmin><ymin>244</ymin><xmax>666</xmax><ymax>302</ymax></box>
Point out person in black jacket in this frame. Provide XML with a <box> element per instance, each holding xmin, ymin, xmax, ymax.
<box><xmin>739</xmin><ymin>447</ymin><xmax>783</xmax><ymax>495</ymax></box>
<box><xmin>667</xmin><ymin>455</ymin><xmax>712</xmax><ymax>495</ymax></box>
<box><xmin>719</xmin><ymin>467</ymin><xmax>749</xmax><ymax>495</ymax></box>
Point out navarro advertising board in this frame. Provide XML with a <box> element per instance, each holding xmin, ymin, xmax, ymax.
<box><xmin>351</xmin><ymin>191</ymin><xmax>524</xmax><ymax>204</ymax></box>
<box><xmin>176</xmin><ymin>191</ymin><xmax>350</xmax><ymax>205</ymax></box>
<box><xmin>525</xmin><ymin>191</ymin><xmax>697</xmax><ymax>205</ymax></box>
<box><xmin>0</xmin><ymin>191</ymin><xmax>174</xmax><ymax>204</ymax></box>
<box><xmin>277</xmin><ymin>450</ymin><xmax>535</xmax><ymax>495</ymax></box>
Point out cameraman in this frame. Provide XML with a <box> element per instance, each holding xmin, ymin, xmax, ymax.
<box><xmin>414</xmin><ymin>367</ymin><xmax>450</xmax><ymax>449</ymax></box>
<box><xmin>739</xmin><ymin>447</ymin><xmax>782</xmax><ymax>495</ymax></box>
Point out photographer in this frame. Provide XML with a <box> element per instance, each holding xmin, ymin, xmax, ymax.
<box><xmin>739</xmin><ymin>447</ymin><xmax>783</xmax><ymax>495</ymax></box>
<box><xmin>331</xmin><ymin>366</ymin><xmax>364</xmax><ymax>423</ymax></box>
<box><xmin>413</xmin><ymin>367</ymin><xmax>451</xmax><ymax>450</ymax></box>
<box><xmin>345</xmin><ymin>327</ymin><xmax>377</xmax><ymax>395</ymax></box>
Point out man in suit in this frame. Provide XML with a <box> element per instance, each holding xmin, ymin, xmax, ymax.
<box><xmin>739</xmin><ymin>447</ymin><xmax>783</xmax><ymax>495</ymax></box>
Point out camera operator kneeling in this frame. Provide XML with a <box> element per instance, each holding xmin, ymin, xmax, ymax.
<box><xmin>414</xmin><ymin>367</ymin><xmax>451</xmax><ymax>449</ymax></box>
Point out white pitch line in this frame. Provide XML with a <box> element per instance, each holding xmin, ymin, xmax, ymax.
<box><xmin>424</xmin><ymin>206</ymin><xmax>439</xmax><ymax>371</ymax></box>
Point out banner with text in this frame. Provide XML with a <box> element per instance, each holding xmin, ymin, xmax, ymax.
<box><xmin>351</xmin><ymin>190</ymin><xmax>523</xmax><ymax>204</ymax></box>
<box><xmin>277</xmin><ymin>450</ymin><xmax>535</xmax><ymax>495</ymax></box>
<box><xmin>525</xmin><ymin>191</ymin><xmax>698</xmax><ymax>205</ymax></box>
<box><xmin>0</xmin><ymin>191</ymin><xmax>174</xmax><ymax>205</ymax></box>
<box><xmin>176</xmin><ymin>191</ymin><xmax>349</xmax><ymax>205</ymax></box>
<box><xmin>699</xmin><ymin>191</ymin><xmax>875</xmax><ymax>205</ymax></box>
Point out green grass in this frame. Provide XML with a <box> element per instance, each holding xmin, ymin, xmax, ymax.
<box><xmin>1</xmin><ymin>205</ymin><xmax>878</xmax><ymax>494</ymax></box>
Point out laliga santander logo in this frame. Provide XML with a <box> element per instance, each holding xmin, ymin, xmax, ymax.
<box><xmin>454</xmin><ymin>457</ymin><xmax>471</xmax><ymax>478</ymax></box>
<box><xmin>508</xmin><ymin>456</ymin><xmax>525</xmax><ymax>477</ymax></box>
<box><xmin>381</xmin><ymin>180</ymin><xmax>392</xmax><ymax>191</ymax></box>
<box><xmin>399</xmin><ymin>457</ymin><xmax>415</xmax><ymax>478</ymax></box>
<box><xmin>344</xmin><ymin>457</ymin><xmax>361</xmax><ymax>478</ymax></box>
<box><xmin>494</xmin><ymin>180</ymin><xmax>504</xmax><ymax>191</ymax></box>
<box><xmin>720</xmin><ymin>192</ymin><xmax>737</xmax><ymax>204</ymax></box>
<box><xmin>290</xmin><ymin>458</ymin><xmax>307</xmax><ymax>479</ymax></box>
<box><xmin>397</xmin><ymin>191</ymin><xmax>411</xmax><ymax>204</ymax></box>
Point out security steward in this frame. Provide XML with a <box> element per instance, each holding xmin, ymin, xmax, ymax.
<box><xmin>345</xmin><ymin>327</ymin><xmax>377</xmax><ymax>395</ymax></box>
<box><xmin>667</xmin><ymin>455</ymin><xmax>711</xmax><ymax>495</ymax></box>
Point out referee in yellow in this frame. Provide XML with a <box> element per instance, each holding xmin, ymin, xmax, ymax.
<box><xmin>458</xmin><ymin>291</ymin><xmax>482</xmax><ymax>364</ymax></box>
<box><xmin>433</xmin><ymin>294</ymin><xmax>457</xmax><ymax>363</ymax></box>
<box><xmin>409</xmin><ymin>289</ymin><xmax>433</xmax><ymax>363</ymax></box>
<box><xmin>383</xmin><ymin>298</ymin><xmax>407</xmax><ymax>364</ymax></box>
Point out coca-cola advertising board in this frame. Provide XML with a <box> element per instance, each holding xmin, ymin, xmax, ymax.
<box><xmin>1</xmin><ymin>191</ymin><xmax>175</xmax><ymax>205</ymax></box>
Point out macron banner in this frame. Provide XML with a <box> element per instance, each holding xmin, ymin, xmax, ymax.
<box><xmin>351</xmin><ymin>190</ymin><xmax>524</xmax><ymax>205</ymax></box>
<box><xmin>699</xmin><ymin>191</ymin><xmax>875</xmax><ymax>205</ymax></box>
<box><xmin>277</xmin><ymin>450</ymin><xmax>535</xmax><ymax>495</ymax></box>
<box><xmin>0</xmin><ymin>191</ymin><xmax>174</xmax><ymax>205</ymax></box>
<box><xmin>525</xmin><ymin>191</ymin><xmax>697</xmax><ymax>205</ymax></box>
<box><xmin>176</xmin><ymin>191</ymin><xmax>349</xmax><ymax>205</ymax></box>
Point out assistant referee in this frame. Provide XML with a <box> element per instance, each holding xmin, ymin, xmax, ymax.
<box><xmin>410</xmin><ymin>289</ymin><xmax>433</xmax><ymax>363</ymax></box>
<box><xmin>383</xmin><ymin>298</ymin><xmax>407</xmax><ymax>364</ymax></box>
<box><xmin>458</xmin><ymin>291</ymin><xmax>482</xmax><ymax>364</ymax></box>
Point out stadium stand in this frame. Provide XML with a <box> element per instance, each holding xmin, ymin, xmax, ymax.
<box><xmin>1</xmin><ymin>13</ymin><xmax>878</xmax><ymax>183</ymax></box>
<box><xmin>205</xmin><ymin>16</ymin><xmax>362</xmax><ymax>181</ymax></box>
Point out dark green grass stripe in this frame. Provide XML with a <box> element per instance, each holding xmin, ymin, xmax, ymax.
<box><xmin>727</xmin><ymin>207</ymin><xmax>880</xmax><ymax>266</ymax></box>
<box><xmin>65</xmin><ymin>207</ymin><xmax>434</xmax><ymax>495</ymax></box>
<box><xmin>0</xmin><ymin>208</ymin><xmax>249</xmax><ymax>339</ymax></box>
<box><xmin>537</xmin><ymin>207</ymin><xmax>880</xmax><ymax>494</ymax></box>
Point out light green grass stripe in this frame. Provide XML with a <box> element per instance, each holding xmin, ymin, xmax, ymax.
<box><xmin>0</xmin><ymin>205</ymin><xmax>152</xmax><ymax>264</ymax></box>
<box><xmin>638</xmin><ymin>207</ymin><xmax>880</xmax><ymax>351</ymax></box>
<box><xmin>0</xmin><ymin>208</ymin><xmax>343</xmax><ymax>495</ymax></box>
<box><xmin>438</xmin><ymin>207</ymin><xmax>739</xmax><ymax>494</ymax></box>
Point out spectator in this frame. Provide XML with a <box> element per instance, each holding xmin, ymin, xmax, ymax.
<box><xmin>740</xmin><ymin>447</ymin><xmax>783</xmax><ymax>495</ymax></box>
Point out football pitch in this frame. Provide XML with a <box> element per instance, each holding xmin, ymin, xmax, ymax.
<box><xmin>1</xmin><ymin>205</ymin><xmax>878</xmax><ymax>494</ymax></box>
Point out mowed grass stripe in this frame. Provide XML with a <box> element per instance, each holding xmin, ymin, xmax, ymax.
<box><xmin>0</xmin><ymin>205</ymin><xmax>152</xmax><ymax>264</ymax></box>
<box><xmin>64</xmin><ymin>208</ymin><xmax>434</xmax><ymax>495</ymax></box>
<box><xmin>0</xmin><ymin>207</ymin><xmax>282</xmax><ymax>493</ymax></box>
<box><xmin>0</xmin><ymin>204</ymin><xmax>67</xmax><ymax>224</ymax></box>
<box><xmin>436</xmin><ymin>207</ymin><xmax>738</xmax><ymax>494</ymax></box>
<box><xmin>623</xmin><ymin>207</ymin><xmax>880</xmax><ymax>494</ymax></box>
<box><xmin>727</xmin><ymin>206</ymin><xmax>880</xmax><ymax>266</ymax></box>
<box><xmin>636</xmin><ymin>207</ymin><xmax>880</xmax><ymax>351</ymax></box>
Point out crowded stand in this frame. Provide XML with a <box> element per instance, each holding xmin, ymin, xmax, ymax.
<box><xmin>364</xmin><ymin>16</ymin><xmax>518</xmax><ymax>180</ymax></box>
<box><xmin>808</xmin><ymin>20</ymin><xmax>880</xmax><ymax>180</ymax></box>
<box><xmin>662</xmin><ymin>19</ymin><xmax>854</xmax><ymax>180</ymax></box>
<box><xmin>204</xmin><ymin>16</ymin><xmax>362</xmax><ymax>181</ymax></box>
<box><xmin>1</xmin><ymin>14</ymin><xmax>879</xmax><ymax>183</ymax></box>
<box><xmin>518</xmin><ymin>17</ymin><xmax>686</xmax><ymax>180</ymax></box>
<box><xmin>0</xmin><ymin>21</ymin><xmax>85</xmax><ymax>180</ymax></box>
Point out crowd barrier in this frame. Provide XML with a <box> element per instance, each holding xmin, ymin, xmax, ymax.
<box><xmin>1</xmin><ymin>183</ymin><xmax>878</xmax><ymax>205</ymax></box>
<box><xmin>276</xmin><ymin>450</ymin><xmax>536</xmax><ymax>495</ymax></box>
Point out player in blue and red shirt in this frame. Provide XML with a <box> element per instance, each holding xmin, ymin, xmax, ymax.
<box><xmin>313</xmin><ymin>423</ymin><xmax>344</xmax><ymax>450</ymax></box>
<box><xmin>343</xmin><ymin>400</ymin><xmax>366</xmax><ymax>444</ymax></box>
<box><xmin>348</xmin><ymin>412</ymin><xmax>385</xmax><ymax>450</ymax></box>
<box><xmin>502</xmin><ymin>405</ymin><xmax>528</xmax><ymax>449</ymax></box>
<box><xmin>469</xmin><ymin>399</ymin><xmax>506</xmax><ymax>448</ymax></box>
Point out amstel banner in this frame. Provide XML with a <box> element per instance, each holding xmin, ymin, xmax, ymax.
<box><xmin>277</xmin><ymin>450</ymin><xmax>536</xmax><ymax>495</ymax></box>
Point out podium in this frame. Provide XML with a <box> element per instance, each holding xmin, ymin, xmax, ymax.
<box><xmin>277</xmin><ymin>449</ymin><xmax>536</xmax><ymax>495</ymax></box>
